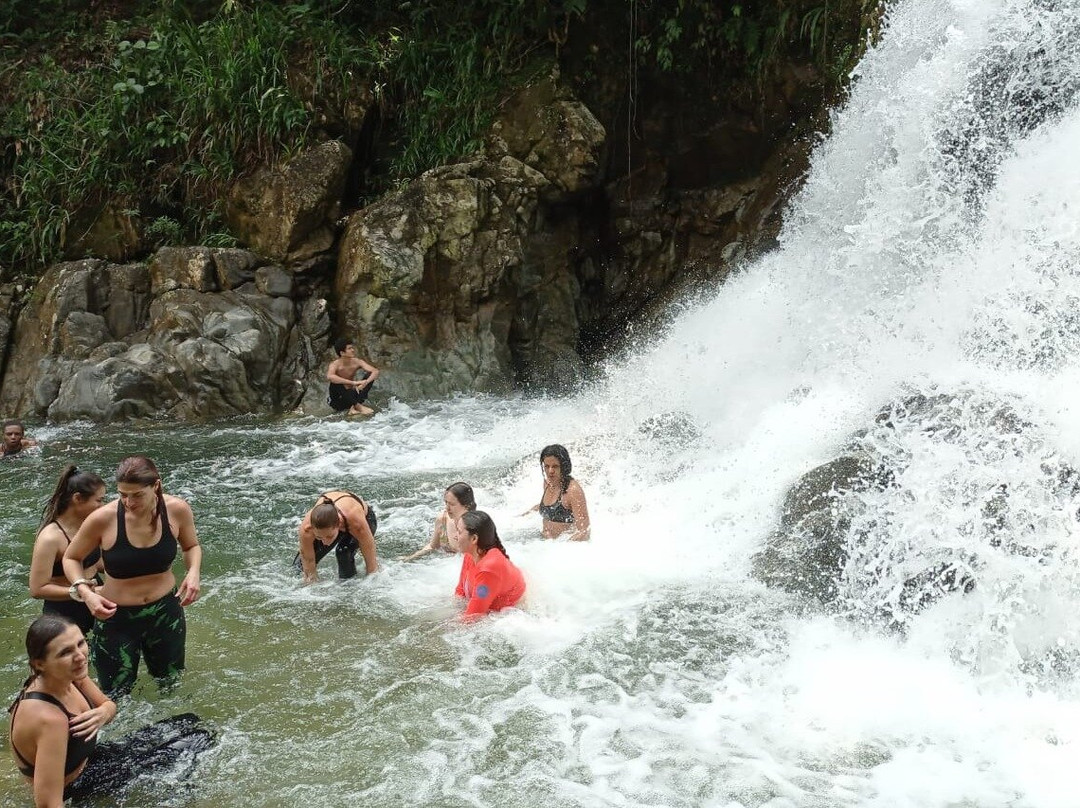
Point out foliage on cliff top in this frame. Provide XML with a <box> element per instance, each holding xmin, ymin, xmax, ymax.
<box><xmin>0</xmin><ymin>0</ymin><xmax>876</xmax><ymax>281</ymax></box>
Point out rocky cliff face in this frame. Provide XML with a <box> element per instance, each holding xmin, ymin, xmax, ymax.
<box><xmin>0</xmin><ymin>58</ymin><xmax>838</xmax><ymax>420</ymax></box>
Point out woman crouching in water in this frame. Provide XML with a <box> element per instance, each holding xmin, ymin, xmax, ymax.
<box><xmin>402</xmin><ymin>482</ymin><xmax>477</xmax><ymax>561</ymax></box>
<box><xmin>8</xmin><ymin>614</ymin><xmax>116</xmax><ymax>807</ymax></box>
<box><xmin>455</xmin><ymin>511</ymin><xmax>525</xmax><ymax>620</ymax></box>
<box><xmin>63</xmin><ymin>455</ymin><xmax>202</xmax><ymax>696</ymax></box>
<box><xmin>8</xmin><ymin>615</ymin><xmax>215</xmax><ymax>806</ymax></box>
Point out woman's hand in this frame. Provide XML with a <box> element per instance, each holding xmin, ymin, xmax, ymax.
<box><xmin>68</xmin><ymin>701</ymin><xmax>115</xmax><ymax>740</ymax></box>
<box><xmin>83</xmin><ymin>590</ymin><xmax>117</xmax><ymax>620</ymax></box>
<box><xmin>177</xmin><ymin>571</ymin><xmax>201</xmax><ymax>606</ymax></box>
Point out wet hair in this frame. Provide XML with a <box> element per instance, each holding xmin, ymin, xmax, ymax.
<box><xmin>333</xmin><ymin>338</ymin><xmax>353</xmax><ymax>356</ymax></box>
<box><xmin>540</xmin><ymin>444</ymin><xmax>573</xmax><ymax>493</ymax></box>
<box><xmin>9</xmin><ymin>615</ymin><xmax>77</xmax><ymax>712</ymax></box>
<box><xmin>460</xmin><ymin>511</ymin><xmax>509</xmax><ymax>559</ymax></box>
<box><xmin>311</xmin><ymin>497</ymin><xmax>341</xmax><ymax>530</ymax></box>
<box><xmin>445</xmin><ymin>482</ymin><xmax>477</xmax><ymax>511</ymax></box>
<box><xmin>39</xmin><ymin>464</ymin><xmax>105</xmax><ymax>530</ymax></box>
<box><xmin>3</xmin><ymin>418</ymin><xmax>24</xmax><ymax>432</ymax></box>
<box><xmin>116</xmin><ymin>455</ymin><xmax>165</xmax><ymax>528</ymax></box>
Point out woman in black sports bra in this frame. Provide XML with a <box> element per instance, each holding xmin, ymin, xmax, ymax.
<box><xmin>297</xmin><ymin>489</ymin><xmax>379</xmax><ymax>583</ymax></box>
<box><xmin>29</xmin><ymin>466</ymin><xmax>107</xmax><ymax>635</ymax></box>
<box><xmin>8</xmin><ymin>614</ymin><xmax>117</xmax><ymax>806</ymax></box>
<box><xmin>525</xmin><ymin>444</ymin><xmax>591</xmax><ymax>541</ymax></box>
<box><xmin>62</xmin><ymin>455</ymin><xmax>203</xmax><ymax>696</ymax></box>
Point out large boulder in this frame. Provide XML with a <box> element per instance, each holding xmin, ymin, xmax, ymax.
<box><xmin>332</xmin><ymin>79</ymin><xmax>609</xmax><ymax>401</ymax></box>
<box><xmin>0</xmin><ymin>249</ymin><xmax>322</xmax><ymax>421</ymax></box>
<box><xmin>225</xmin><ymin>140</ymin><xmax>353</xmax><ymax>263</ymax></box>
<box><xmin>335</xmin><ymin>157</ymin><xmax>575</xmax><ymax>398</ymax></box>
<box><xmin>488</xmin><ymin>73</ymin><xmax>606</xmax><ymax>197</ymax></box>
<box><xmin>749</xmin><ymin>391</ymin><xmax>1058</xmax><ymax>622</ymax></box>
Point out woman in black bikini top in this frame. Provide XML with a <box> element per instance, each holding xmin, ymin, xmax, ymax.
<box><xmin>28</xmin><ymin>466</ymin><xmax>107</xmax><ymax>635</ymax></box>
<box><xmin>530</xmin><ymin>444</ymin><xmax>591</xmax><ymax>541</ymax></box>
<box><xmin>8</xmin><ymin>615</ymin><xmax>117</xmax><ymax>804</ymax></box>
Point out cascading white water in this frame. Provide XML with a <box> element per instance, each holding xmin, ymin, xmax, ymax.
<box><xmin>5</xmin><ymin>2</ymin><xmax>1080</xmax><ymax>806</ymax></box>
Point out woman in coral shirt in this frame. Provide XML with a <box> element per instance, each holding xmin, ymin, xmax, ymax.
<box><xmin>454</xmin><ymin>511</ymin><xmax>525</xmax><ymax>619</ymax></box>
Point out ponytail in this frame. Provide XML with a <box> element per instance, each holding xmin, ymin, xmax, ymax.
<box><xmin>39</xmin><ymin>465</ymin><xmax>105</xmax><ymax>530</ymax></box>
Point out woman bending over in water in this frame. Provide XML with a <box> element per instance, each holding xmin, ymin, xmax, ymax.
<box><xmin>526</xmin><ymin>444</ymin><xmax>590</xmax><ymax>541</ymax></box>
<box><xmin>29</xmin><ymin>466</ymin><xmax>106</xmax><ymax>635</ymax></box>
<box><xmin>402</xmin><ymin>482</ymin><xmax>476</xmax><ymax>561</ymax></box>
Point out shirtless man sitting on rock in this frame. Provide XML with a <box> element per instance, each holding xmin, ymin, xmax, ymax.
<box><xmin>326</xmin><ymin>338</ymin><xmax>380</xmax><ymax>417</ymax></box>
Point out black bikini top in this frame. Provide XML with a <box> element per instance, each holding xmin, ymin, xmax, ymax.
<box><xmin>539</xmin><ymin>489</ymin><xmax>574</xmax><ymax>524</ymax></box>
<box><xmin>101</xmin><ymin>499</ymin><xmax>178</xmax><ymax>579</ymax></box>
<box><xmin>11</xmin><ymin>687</ymin><xmax>97</xmax><ymax>777</ymax></box>
<box><xmin>50</xmin><ymin>522</ymin><xmax>100</xmax><ymax>579</ymax></box>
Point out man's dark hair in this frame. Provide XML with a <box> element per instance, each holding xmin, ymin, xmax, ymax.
<box><xmin>333</xmin><ymin>338</ymin><xmax>353</xmax><ymax>356</ymax></box>
<box><xmin>3</xmin><ymin>419</ymin><xmax>24</xmax><ymax>431</ymax></box>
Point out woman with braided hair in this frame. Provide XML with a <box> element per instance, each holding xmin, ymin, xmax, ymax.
<box><xmin>295</xmin><ymin>490</ymin><xmax>378</xmax><ymax>583</ymax></box>
<box><xmin>454</xmin><ymin>511</ymin><xmax>526</xmax><ymax>620</ymax></box>
<box><xmin>29</xmin><ymin>466</ymin><xmax>107</xmax><ymax>635</ymax></box>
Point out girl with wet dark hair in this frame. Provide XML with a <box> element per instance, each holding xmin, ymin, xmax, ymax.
<box><xmin>403</xmin><ymin>482</ymin><xmax>478</xmax><ymax>561</ymax></box>
<box><xmin>29</xmin><ymin>466</ymin><xmax>107</xmax><ymax>634</ymax></box>
<box><xmin>455</xmin><ymin>511</ymin><xmax>526</xmax><ymax>619</ymax></box>
<box><xmin>63</xmin><ymin>455</ymin><xmax>202</xmax><ymax>696</ymax></box>
<box><xmin>8</xmin><ymin>615</ymin><xmax>214</xmax><ymax>805</ymax></box>
<box><xmin>525</xmin><ymin>444</ymin><xmax>591</xmax><ymax>541</ymax></box>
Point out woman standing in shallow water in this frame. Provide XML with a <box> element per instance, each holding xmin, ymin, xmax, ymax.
<box><xmin>29</xmin><ymin>466</ymin><xmax>107</xmax><ymax>635</ymax></box>
<box><xmin>527</xmin><ymin>444</ymin><xmax>591</xmax><ymax>541</ymax></box>
<box><xmin>63</xmin><ymin>455</ymin><xmax>202</xmax><ymax>696</ymax></box>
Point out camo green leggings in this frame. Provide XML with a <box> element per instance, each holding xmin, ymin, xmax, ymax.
<box><xmin>90</xmin><ymin>590</ymin><xmax>186</xmax><ymax>696</ymax></box>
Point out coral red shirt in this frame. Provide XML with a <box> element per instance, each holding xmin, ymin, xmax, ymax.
<box><xmin>455</xmin><ymin>548</ymin><xmax>526</xmax><ymax>617</ymax></box>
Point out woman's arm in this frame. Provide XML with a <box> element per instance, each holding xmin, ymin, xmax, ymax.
<box><xmin>69</xmin><ymin>677</ymin><xmax>117</xmax><ymax>740</ymax></box>
<box><xmin>170</xmin><ymin>498</ymin><xmax>202</xmax><ymax>606</ymax></box>
<box><xmin>345</xmin><ymin>503</ymin><xmax>378</xmax><ymax>574</ymax></box>
<box><xmin>297</xmin><ymin>517</ymin><xmax>319</xmax><ymax>583</ymax></box>
<box><xmin>31</xmin><ymin>710</ymin><xmax>70</xmax><ymax>808</ymax></box>
<box><xmin>63</xmin><ymin>510</ymin><xmax>117</xmax><ymax>620</ymax></box>
<box><xmin>566</xmin><ymin>481</ymin><xmax>591</xmax><ymax>541</ymax></box>
<box><xmin>29</xmin><ymin>528</ymin><xmax>68</xmax><ymax>601</ymax></box>
<box><xmin>462</xmin><ymin>568</ymin><xmax>499</xmax><ymax>619</ymax></box>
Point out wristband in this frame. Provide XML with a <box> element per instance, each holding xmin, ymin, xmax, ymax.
<box><xmin>68</xmin><ymin>578</ymin><xmax>96</xmax><ymax>602</ymax></box>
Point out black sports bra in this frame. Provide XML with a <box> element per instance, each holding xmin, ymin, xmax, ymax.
<box><xmin>101</xmin><ymin>499</ymin><xmax>178</xmax><ymax>579</ymax></box>
<box><xmin>11</xmin><ymin>687</ymin><xmax>97</xmax><ymax>777</ymax></box>
<box><xmin>50</xmin><ymin>522</ymin><xmax>101</xmax><ymax>579</ymax></box>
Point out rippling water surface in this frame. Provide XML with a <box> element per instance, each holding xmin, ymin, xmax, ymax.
<box><xmin>7</xmin><ymin>0</ymin><xmax>1080</xmax><ymax>805</ymax></box>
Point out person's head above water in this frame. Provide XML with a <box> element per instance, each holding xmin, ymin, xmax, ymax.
<box><xmin>459</xmin><ymin>511</ymin><xmax>509</xmax><ymax>559</ymax></box>
<box><xmin>310</xmin><ymin>498</ymin><xmax>343</xmax><ymax>542</ymax></box>
<box><xmin>445</xmin><ymin>482</ymin><xmax>477</xmax><ymax>514</ymax></box>
<box><xmin>22</xmin><ymin>613</ymin><xmax>81</xmax><ymax>681</ymax></box>
<box><xmin>116</xmin><ymin>455</ymin><xmax>165</xmax><ymax>526</ymax></box>
<box><xmin>40</xmin><ymin>465</ymin><xmax>106</xmax><ymax>530</ymax></box>
<box><xmin>539</xmin><ymin>444</ymin><xmax>573</xmax><ymax>492</ymax></box>
<box><xmin>3</xmin><ymin>419</ymin><xmax>27</xmax><ymax>453</ymax></box>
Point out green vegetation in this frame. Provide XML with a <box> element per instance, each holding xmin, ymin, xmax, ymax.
<box><xmin>0</xmin><ymin>0</ymin><xmax>874</xmax><ymax>281</ymax></box>
<box><xmin>628</xmin><ymin>0</ymin><xmax>878</xmax><ymax>88</ymax></box>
